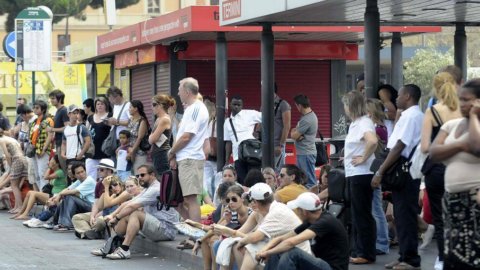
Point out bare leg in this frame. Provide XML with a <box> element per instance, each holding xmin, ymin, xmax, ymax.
<box><xmin>123</xmin><ymin>211</ymin><xmax>145</xmax><ymax>246</ymax></box>
<box><xmin>240</xmin><ymin>250</ymin><xmax>257</xmax><ymax>270</ymax></box>
<box><xmin>184</xmin><ymin>194</ymin><xmax>201</xmax><ymax>222</ymax></box>
<box><xmin>15</xmin><ymin>191</ymin><xmax>48</xmax><ymax>220</ymax></box>
<box><xmin>11</xmin><ymin>191</ymin><xmax>31</xmax><ymax>219</ymax></box>
<box><xmin>200</xmin><ymin>238</ymin><xmax>213</xmax><ymax>270</ymax></box>
<box><xmin>175</xmin><ymin>202</ymin><xmax>190</xmax><ymax>220</ymax></box>
<box><xmin>10</xmin><ymin>178</ymin><xmax>22</xmax><ymax>212</ymax></box>
<box><xmin>232</xmin><ymin>243</ymin><xmax>246</xmax><ymax>269</ymax></box>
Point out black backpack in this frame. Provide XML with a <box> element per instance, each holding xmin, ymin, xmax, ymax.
<box><xmin>101</xmin><ymin>229</ymin><xmax>125</xmax><ymax>258</ymax></box>
<box><xmin>157</xmin><ymin>169</ymin><xmax>184</xmax><ymax>211</ymax></box>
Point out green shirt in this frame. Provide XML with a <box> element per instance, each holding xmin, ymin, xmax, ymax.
<box><xmin>51</xmin><ymin>169</ymin><xmax>67</xmax><ymax>194</ymax></box>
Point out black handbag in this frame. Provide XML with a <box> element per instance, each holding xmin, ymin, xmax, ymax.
<box><xmin>315</xmin><ymin>130</ymin><xmax>328</xmax><ymax>166</ymax></box>
<box><xmin>229</xmin><ymin>118</ymin><xmax>262</xmax><ymax>166</ymax></box>
<box><xmin>101</xmin><ymin>102</ymin><xmax>127</xmax><ymax>156</ymax></box>
<box><xmin>371</xmin><ymin>146</ymin><xmax>417</xmax><ymax>191</ymax></box>
<box><xmin>139</xmin><ymin>118</ymin><xmax>152</xmax><ymax>152</ymax></box>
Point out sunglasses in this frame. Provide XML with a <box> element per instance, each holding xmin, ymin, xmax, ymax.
<box><xmin>152</xmin><ymin>103</ymin><xmax>158</xmax><ymax>107</ymax></box>
<box><xmin>226</xmin><ymin>197</ymin><xmax>239</xmax><ymax>203</ymax></box>
<box><xmin>111</xmin><ymin>182</ymin><xmax>119</xmax><ymax>187</ymax></box>
<box><xmin>136</xmin><ymin>173</ymin><xmax>148</xmax><ymax>178</ymax></box>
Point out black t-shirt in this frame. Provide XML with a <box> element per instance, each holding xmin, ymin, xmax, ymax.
<box><xmin>294</xmin><ymin>212</ymin><xmax>349</xmax><ymax>270</ymax></box>
<box><xmin>54</xmin><ymin>106</ymin><xmax>69</xmax><ymax>145</ymax></box>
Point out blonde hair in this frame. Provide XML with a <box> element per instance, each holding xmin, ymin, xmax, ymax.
<box><xmin>342</xmin><ymin>90</ymin><xmax>367</xmax><ymax>120</ymax></box>
<box><xmin>204</xmin><ymin>99</ymin><xmax>216</xmax><ymax>122</ymax></box>
<box><xmin>433</xmin><ymin>72</ymin><xmax>459</xmax><ymax>111</ymax></box>
<box><xmin>152</xmin><ymin>94</ymin><xmax>176</xmax><ymax>112</ymax></box>
<box><xmin>366</xmin><ymin>98</ymin><xmax>386</xmax><ymax>125</ymax></box>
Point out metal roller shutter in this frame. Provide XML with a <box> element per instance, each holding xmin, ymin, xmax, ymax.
<box><xmin>186</xmin><ymin>60</ymin><xmax>331</xmax><ymax>137</ymax></box>
<box><xmin>156</xmin><ymin>63</ymin><xmax>170</xmax><ymax>95</ymax></box>
<box><xmin>131</xmin><ymin>66</ymin><xmax>155</xmax><ymax>125</ymax></box>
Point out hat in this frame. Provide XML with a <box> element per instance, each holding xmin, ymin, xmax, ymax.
<box><xmin>248</xmin><ymin>183</ymin><xmax>273</xmax><ymax>201</ymax></box>
<box><xmin>97</xmin><ymin>158</ymin><xmax>116</xmax><ymax>172</ymax></box>
<box><xmin>67</xmin><ymin>104</ymin><xmax>80</xmax><ymax>113</ymax></box>
<box><xmin>287</xmin><ymin>192</ymin><xmax>323</xmax><ymax>211</ymax></box>
<box><xmin>356</xmin><ymin>73</ymin><xmax>364</xmax><ymax>84</ymax></box>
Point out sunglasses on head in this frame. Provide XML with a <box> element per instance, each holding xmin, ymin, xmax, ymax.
<box><xmin>226</xmin><ymin>196</ymin><xmax>239</xmax><ymax>203</ymax></box>
<box><xmin>136</xmin><ymin>173</ymin><xmax>148</xmax><ymax>178</ymax></box>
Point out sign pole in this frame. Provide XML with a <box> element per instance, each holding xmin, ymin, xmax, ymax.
<box><xmin>15</xmin><ymin>67</ymin><xmax>19</xmax><ymax>103</ymax></box>
<box><xmin>32</xmin><ymin>71</ymin><xmax>35</xmax><ymax>103</ymax></box>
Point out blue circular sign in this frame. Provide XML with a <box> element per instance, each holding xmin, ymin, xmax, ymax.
<box><xmin>3</xmin><ymin>32</ymin><xmax>16</xmax><ymax>59</ymax></box>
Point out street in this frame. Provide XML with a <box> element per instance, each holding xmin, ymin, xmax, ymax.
<box><xmin>0</xmin><ymin>212</ymin><xmax>189</xmax><ymax>270</ymax></box>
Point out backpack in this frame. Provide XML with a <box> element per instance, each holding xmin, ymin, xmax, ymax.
<box><xmin>76</xmin><ymin>124</ymin><xmax>95</xmax><ymax>159</ymax></box>
<box><xmin>157</xmin><ymin>169</ymin><xmax>184</xmax><ymax>211</ymax></box>
<box><xmin>101</xmin><ymin>228</ymin><xmax>125</xmax><ymax>258</ymax></box>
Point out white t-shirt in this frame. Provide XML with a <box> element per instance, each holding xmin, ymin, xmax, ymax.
<box><xmin>62</xmin><ymin>125</ymin><xmax>89</xmax><ymax>159</ymax></box>
<box><xmin>256</xmin><ymin>201</ymin><xmax>311</xmax><ymax>254</ymax></box>
<box><xmin>344</xmin><ymin>116</ymin><xmax>376</xmax><ymax>177</ymax></box>
<box><xmin>175</xmin><ymin>100</ymin><xmax>209</xmax><ymax>161</ymax></box>
<box><xmin>387</xmin><ymin>105</ymin><xmax>424</xmax><ymax>158</ymax></box>
<box><xmin>224</xmin><ymin>110</ymin><xmax>262</xmax><ymax>161</ymax></box>
<box><xmin>112</xmin><ymin>102</ymin><xmax>131</xmax><ymax>138</ymax></box>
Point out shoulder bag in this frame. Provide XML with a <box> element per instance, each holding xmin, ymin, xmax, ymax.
<box><xmin>315</xmin><ymin>130</ymin><xmax>328</xmax><ymax>166</ymax></box>
<box><xmin>380</xmin><ymin>146</ymin><xmax>417</xmax><ymax>191</ymax></box>
<box><xmin>421</xmin><ymin>106</ymin><xmax>444</xmax><ymax>175</ymax></box>
<box><xmin>208</xmin><ymin>119</ymin><xmax>217</xmax><ymax>157</ymax></box>
<box><xmin>139</xmin><ymin>118</ymin><xmax>152</xmax><ymax>152</ymax></box>
<box><xmin>229</xmin><ymin>118</ymin><xmax>262</xmax><ymax>166</ymax></box>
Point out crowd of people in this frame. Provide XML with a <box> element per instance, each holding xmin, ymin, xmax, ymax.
<box><xmin>0</xmin><ymin>69</ymin><xmax>479</xmax><ymax>270</ymax></box>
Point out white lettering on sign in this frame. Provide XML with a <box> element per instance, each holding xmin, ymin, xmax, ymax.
<box><xmin>100</xmin><ymin>35</ymin><xmax>129</xmax><ymax>49</ymax></box>
<box><xmin>142</xmin><ymin>19</ymin><xmax>180</xmax><ymax>38</ymax></box>
<box><xmin>222</xmin><ymin>0</ymin><xmax>241</xmax><ymax>21</ymax></box>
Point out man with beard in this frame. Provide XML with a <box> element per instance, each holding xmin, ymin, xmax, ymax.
<box><xmin>94</xmin><ymin>165</ymin><xmax>179</xmax><ymax>260</ymax></box>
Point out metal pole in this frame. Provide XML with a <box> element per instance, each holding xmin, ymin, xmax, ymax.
<box><xmin>391</xmin><ymin>32</ymin><xmax>403</xmax><ymax>90</ymax></box>
<box><xmin>32</xmin><ymin>71</ymin><xmax>35</xmax><ymax>103</ymax></box>
<box><xmin>216</xmin><ymin>32</ymin><xmax>227</xmax><ymax>171</ymax></box>
<box><xmin>364</xmin><ymin>0</ymin><xmax>380</xmax><ymax>98</ymax></box>
<box><xmin>91</xmin><ymin>62</ymin><xmax>97</xmax><ymax>97</ymax></box>
<box><xmin>261</xmin><ymin>24</ymin><xmax>275</xmax><ymax>168</ymax></box>
<box><xmin>454</xmin><ymin>23</ymin><xmax>467</xmax><ymax>82</ymax></box>
<box><xmin>15</xmin><ymin>68</ymin><xmax>19</xmax><ymax>103</ymax></box>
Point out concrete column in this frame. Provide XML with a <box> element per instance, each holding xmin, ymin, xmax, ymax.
<box><xmin>91</xmin><ymin>62</ymin><xmax>97</xmax><ymax>96</ymax></box>
<box><xmin>110</xmin><ymin>57</ymin><xmax>115</xmax><ymax>87</ymax></box>
<box><xmin>391</xmin><ymin>32</ymin><xmax>403</xmax><ymax>90</ymax></box>
<box><xmin>364</xmin><ymin>0</ymin><xmax>380</xmax><ymax>98</ymax></box>
<box><xmin>261</xmin><ymin>24</ymin><xmax>275</xmax><ymax>168</ymax></box>
<box><xmin>216</xmin><ymin>32</ymin><xmax>227</xmax><ymax>171</ymax></box>
<box><xmin>454</xmin><ymin>23</ymin><xmax>467</xmax><ymax>82</ymax></box>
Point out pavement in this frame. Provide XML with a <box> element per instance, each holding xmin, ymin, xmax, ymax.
<box><xmin>0</xmin><ymin>210</ymin><xmax>439</xmax><ymax>270</ymax></box>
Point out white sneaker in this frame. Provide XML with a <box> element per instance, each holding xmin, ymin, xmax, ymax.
<box><xmin>419</xmin><ymin>224</ymin><xmax>435</xmax><ymax>250</ymax></box>
<box><xmin>106</xmin><ymin>247</ymin><xmax>130</xmax><ymax>260</ymax></box>
<box><xmin>434</xmin><ymin>257</ymin><xmax>443</xmax><ymax>270</ymax></box>
<box><xmin>23</xmin><ymin>218</ymin><xmax>36</xmax><ymax>227</ymax></box>
<box><xmin>91</xmin><ymin>247</ymin><xmax>107</xmax><ymax>256</ymax></box>
<box><xmin>27</xmin><ymin>218</ymin><xmax>45</xmax><ymax>228</ymax></box>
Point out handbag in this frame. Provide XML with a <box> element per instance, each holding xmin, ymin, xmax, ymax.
<box><xmin>229</xmin><ymin>118</ymin><xmax>262</xmax><ymax>166</ymax></box>
<box><xmin>377</xmin><ymin>146</ymin><xmax>417</xmax><ymax>191</ymax></box>
<box><xmin>315</xmin><ymin>130</ymin><xmax>328</xmax><ymax>166</ymax></box>
<box><xmin>421</xmin><ymin>106</ymin><xmax>444</xmax><ymax>175</ymax></box>
<box><xmin>77</xmin><ymin>125</ymin><xmax>95</xmax><ymax>159</ymax></box>
<box><xmin>101</xmin><ymin>102</ymin><xmax>127</xmax><ymax>157</ymax></box>
<box><xmin>41</xmin><ymin>183</ymin><xmax>53</xmax><ymax>196</ymax></box>
<box><xmin>208</xmin><ymin>119</ymin><xmax>217</xmax><ymax>157</ymax></box>
<box><xmin>139</xmin><ymin>118</ymin><xmax>152</xmax><ymax>152</ymax></box>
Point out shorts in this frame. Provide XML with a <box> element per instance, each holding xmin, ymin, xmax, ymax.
<box><xmin>245</xmin><ymin>240</ymin><xmax>268</xmax><ymax>264</ymax></box>
<box><xmin>178</xmin><ymin>159</ymin><xmax>204</xmax><ymax>196</ymax></box>
<box><xmin>142</xmin><ymin>213</ymin><xmax>174</xmax><ymax>242</ymax></box>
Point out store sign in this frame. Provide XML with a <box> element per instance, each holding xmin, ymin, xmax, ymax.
<box><xmin>140</xmin><ymin>8</ymin><xmax>191</xmax><ymax>43</ymax></box>
<box><xmin>98</xmin><ymin>24</ymin><xmax>141</xmax><ymax>55</ymax></box>
<box><xmin>66</xmin><ymin>39</ymin><xmax>97</xmax><ymax>64</ymax></box>
<box><xmin>220</xmin><ymin>0</ymin><xmax>284</xmax><ymax>26</ymax></box>
<box><xmin>15</xmin><ymin>6</ymin><xmax>53</xmax><ymax>71</ymax></box>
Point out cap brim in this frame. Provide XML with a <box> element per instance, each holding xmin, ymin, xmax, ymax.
<box><xmin>287</xmin><ymin>200</ymin><xmax>300</xmax><ymax>210</ymax></box>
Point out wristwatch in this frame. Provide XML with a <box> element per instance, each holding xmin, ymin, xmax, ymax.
<box><xmin>375</xmin><ymin>171</ymin><xmax>383</xmax><ymax>177</ymax></box>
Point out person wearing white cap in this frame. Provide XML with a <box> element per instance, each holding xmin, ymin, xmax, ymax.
<box><xmin>214</xmin><ymin>183</ymin><xmax>311</xmax><ymax>270</ymax></box>
<box><xmin>61</xmin><ymin>104</ymin><xmax>91</xmax><ymax>167</ymax></box>
<box><xmin>256</xmin><ymin>192</ymin><xmax>349</xmax><ymax>270</ymax></box>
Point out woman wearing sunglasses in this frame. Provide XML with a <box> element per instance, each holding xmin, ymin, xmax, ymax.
<box><xmin>149</xmin><ymin>94</ymin><xmax>176</xmax><ymax>176</ymax></box>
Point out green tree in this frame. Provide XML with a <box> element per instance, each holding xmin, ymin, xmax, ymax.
<box><xmin>404</xmin><ymin>48</ymin><xmax>454</xmax><ymax>101</ymax></box>
<box><xmin>0</xmin><ymin>0</ymin><xmax>140</xmax><ymax>33</ymax></box>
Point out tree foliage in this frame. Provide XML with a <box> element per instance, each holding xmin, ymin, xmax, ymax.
<box><xmin>0</xmin><ymin>0</ymin><xmax>140</xmax><ymax>32</ymax></box>
<box><xmin>404</xmin><ymin>48</ymin><xmax>454</xmax><ymax>99</ymax></box>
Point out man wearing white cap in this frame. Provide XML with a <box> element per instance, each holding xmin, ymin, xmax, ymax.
<box><xmin>214</xmin><ymin>183</ymin><xmax>311</xmax><ymax>270</ymax></box>
<box><xmin>61</xmin><ymin>104</ymin><xmax>91</xmax><ymax>167</ymax></box>
<box><xmin>256</xmin><ymin>192</ymin><xmax>349</xmax><ymax>270</ymax></box>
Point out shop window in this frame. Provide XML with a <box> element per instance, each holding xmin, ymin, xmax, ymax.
<box><xmin>147</xmin><ymin>0</ymin><xmax>161</xmax><ymax>15</ymax></box>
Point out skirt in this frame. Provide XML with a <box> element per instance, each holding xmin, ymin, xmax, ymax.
<box><xmin>443</xmin><ymin>190</ymin><xmax>480</xmax><ymax>268</ymax></box>
<box><xmin>9</xmin><ymin>155</ymin><xmax>29</xmax><ymax>181</ymax></box>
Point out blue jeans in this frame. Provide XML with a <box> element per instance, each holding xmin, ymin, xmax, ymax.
<box><xmin>297</xmin><ymin>154</ymin><xmax>317</xmax><ymax>188</ymax></box>
<box><xmin>265</xmin><ymin>248</ymin><xmax>331</xmax><ymax>270</ymax></box>
<box><xmin>372</xmin><ymin>187</ymin><xmax>389</xmax><ymax>253</ymax></box>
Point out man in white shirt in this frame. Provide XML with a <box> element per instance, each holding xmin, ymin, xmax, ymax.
<box><xmin>61</xmin><ymin>105</ymin><xmax>91</xmax><ymax>167</ymax></box>
<box><xmin>106</xmin><ymin>86</ymin><xmax>131</xmax><ymax>139</ymax></box>
<box><xmin>168</xmin><ymin>77</ymin><xmax>209</xmax><ymax>222</ymax></box>
<box><xmin>371</xmin><ymin>84</ymin><xmax>424</xmax><ymax>270</ymax></box>
<box><xmin>224</xmin><ymin>96</ymin><xmax>262</xmax><ymax>184</ymax></box>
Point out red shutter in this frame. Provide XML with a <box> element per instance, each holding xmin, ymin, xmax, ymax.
<box><xmin>186</xmin><ymin>60</ymin><xmax>331</xmax><ymax>137</ymax></box>
<box><xmin>156</xmin><ymin>63</ymin><xmax>170</xmax><ymax>95</ymax></box>
<box><xmin>131</xmin><ymin>66</ymin><xmax>155</xmax><ymax>124</ymax></box>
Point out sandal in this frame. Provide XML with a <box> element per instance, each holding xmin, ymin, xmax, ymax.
<box><xmin>176</xmin><ymin>239</ymin><xmax>195</xmax><ymax>250</ymax></box>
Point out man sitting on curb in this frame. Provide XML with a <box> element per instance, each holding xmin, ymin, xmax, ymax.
<box><xmin>91</xmin><ymin>165</ymin><xmax>179</xmax><ymax>260</ymax></box>
<box><xmin>48</xmin><ymin>162</ymin><xmax>96</xmax><ymax>231</ymax></box>
<box><xmin>256</xmin><ymin>192</ymin><xmax>349</xmax><ymax>270</ymax></box>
